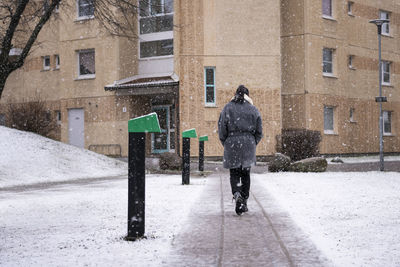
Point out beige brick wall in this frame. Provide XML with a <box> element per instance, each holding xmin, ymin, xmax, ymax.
<box><xmin>2</xmin><ymin>0</ymin><xmax>398</xmax><ymax>158</ymax></box>
<box><xmin>1</xmin><ymin>0</ymin><xmax>139</xmax><ymax>157</ymax></box>
<box><xmin>176</xmin><ymin>0</ymin><xmax>282</xmax><ymax>157</ymax></box>
<box><xmin>282</xmin><ymin>0</ymin><xmax>400</xmax><ymax>155</ymax></box>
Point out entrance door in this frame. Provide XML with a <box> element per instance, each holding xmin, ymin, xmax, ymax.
<box><xmin>152</xmin><ymin>105</ymin><xmax>175</xmax><ymax>153</ymax></box>
<box><xmin>68</xmin><ymin>108</ymin><xmax>84</xmax><ymax>148</ymax></box>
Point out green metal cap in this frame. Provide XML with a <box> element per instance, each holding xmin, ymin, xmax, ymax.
<box><xmin>182</xmin><ymin>128</ymin><xmax>197</xmax><ymax>138</ymax></box>
<box><xmin>128</xmin><ymin>112</ymin><xmax>161</xmax><ymax>133</ymax></box>
<box><xmin>199</xmin><ymin>135</ymin><xmax>208</xmax><ymax>142</ymax></box>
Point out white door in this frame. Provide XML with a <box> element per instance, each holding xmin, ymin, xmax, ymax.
<box><xmin>68</xmin><ymin>108</ymin><xmax>84</xmax><ymax>148</ymax></box>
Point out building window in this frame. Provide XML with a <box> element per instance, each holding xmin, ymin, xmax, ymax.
<box><xmin>347</xmin><ymin>1</ymin><xmax>353</xmax><ymax>15</ymax></box>
<box><xmin>348</xmin><ymin>55</ymin><xmax>355</xmax><ymax>69</ymax></box>
<box><xmin>43</xmin><ymin>55</ymin><xmax>51</xmax><ymax>70</ymax></box>
<box><xmin>323</xmin><ymin>48</ymin><xmax>334</xmax><ymax>75</ymax></box>
<box><xmin>56</xmin><ymin>110</ymin><xmax>62</xmax><ymax>125</ymax></box>
<box><xmin>139</xmin><ymin>0</ymin><xmax>173</xmax><ymax>35</ymax></box>
<box><xmin>324</xmin><ymin>106</ymin><xmax>335</xmax><ymax>134</ymax></box>
<box><xmin>77</xmin><ymin>0</ymin><xmax>94</xmax><ymax>19</ymax></box>
<box><xmin>78</xmin><ymin>49</ymin><xmax>95</xmax><ymax>78</ymax></box>
<box><xmin>205</xmin><ymin>67</ymin><xmax>216</xmax><ymax>106</ymax></box>
<box><xmin>140</xmin><ymin>39</ymin><xmax>173</xmax><ymax>58</ymax></box>
<box><xmin>350</xmin><ymin>108</ymin><xmax>355</xmax><ymax>122</ymax></box>
<box><xmin>382</xmin><ymin>61</ymin><xmax>391</xmax><ymax>85</ymax></box>
<box><xmin>139</xmin><ymin>0</ymin><xmax>174</xmax><ymax>60</ymax></box>
<box><xmin>383</xmin><ymin>111</ymin><xmax>392</xmax><ymax>135</ymax></box>
<box><xmin>380</xmin><ymin>10</ymin><xmax>390</xmax><ymax>36</ymax></box>
<box><xmin>55</xmin><ymin>55</ymin><xmax>60</xmax><ymax>69</ymax></box>
<box><xmin>322</xmin><ymin>0</ymin><xmax>332</xmax><ymax>17</ymax></box>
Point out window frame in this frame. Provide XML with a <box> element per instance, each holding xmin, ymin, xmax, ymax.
<box><xmin>323</xmin><ymin>48</ymin><xmax>334</xmax><ymax>76</ymax></box>
<box><xmin>381</xmin><ymin>61</ymin><xmax>391</xmax><ymax>85</ymax></box>
<box><xmin>138</xmin><ymin>0</ymin><xmax>174</xmax><ymax>60</ymax></box>
<box><xmin>76</xmin><ymin>0</ymin><xmax>94</xmax><ymax>20</ymax></box>
<box><xmin>204</xmin><ymin>67</ymin><xmax>216</xmax><ymax>107</ymax></box>
<box><xmin>324</xmin><ymin>106</ymin><xmax>335</xmax><ymax>134</ymax></box>
<box><xmin>77</xmin><ymin>49</ymin><xmax>95</xmax><ymax>79</ymax></box>
<box><xmin>350</xmin><ymin>108</ymin><xmax>356</xmax><ymax>122</ymax></box>
<box><xmin>322</xmin><ymin>0</ymin><xmax>333</xmax><ymax>19</ymax></box>
<box><xmin>56</xmin><ymin>110</ymin><xmax>62</xmax><ymax>125</ymax></box>
<box><xmin>379</xmin><ymin>10</ymin><xmax>390</xmax><ymax>36</ymax></box>
<box><xmin>54</xmin><ymin>54</ymin><xmax>60</xmax><ymax>70</ymax></box>
<box><xmin>348</xmin><ymin>55</ymin><xmax>356</xmax><ymax>69</ymax></box>
<box><xmin>139</xmin><ymin>0</ymin><xmax>174</xmax><ymax>18</ymax></box>
<box><xmin>139</xmin><ymin>38</ymin><xmax>174</xmax><ymax>59</ymax></box>
<box><xmin>43</xmin><ymin>55</ymin><xmax>51</xmax><ymax>70</ymax></box>
<box><xmin>383</xmin><ymin>110</ymin><xmax>392</xmax><ymax>135</ymax></box>
<box><xmin>347</xmin><ymin>1</ymin><xmax>354</xmax><ymax>16</ymax></box>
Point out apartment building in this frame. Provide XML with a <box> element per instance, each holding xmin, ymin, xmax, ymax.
<box><xmin>282</xmin><ymin>0</ymin><xmax>399</xmax><ymax>154</ymax></box>
<box><xmin>0</xmin><ymin>0</ymin><xmax>399</xmax><ymax>158</ymax></box>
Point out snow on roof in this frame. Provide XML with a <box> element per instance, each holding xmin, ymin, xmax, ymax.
<box><xmin>105</xmin><ymin>72</ymin><xmax>179</xmax><ymax>91</ymax></box>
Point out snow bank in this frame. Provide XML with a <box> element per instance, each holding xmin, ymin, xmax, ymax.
<box><xmin>0</xmin><ymin>175</ymin><xmax>206</xmax><ymax>266</ymax></box>
<box><xmin>255</xmin><ymin>172</ymin><xmax>400</xmax><ymax>267</ymax></box>
<box><xmin>0</xmin><ymin>126</ymin><xmax>127</xmax><ymax>188</ymax></box>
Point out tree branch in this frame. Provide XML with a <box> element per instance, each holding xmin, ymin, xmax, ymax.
<box><xmin>12</xmin><ymin>0</ymin><xmax>61</xmax><ymax>70</ymax></box>
<box><xmin>0</xmin><ymin>0</ymin><xmax>30</xmax><ymax>64</ymax></box>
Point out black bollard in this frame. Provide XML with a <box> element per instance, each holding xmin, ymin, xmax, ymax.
<box><xmin>199</xmin><ymin>140</ymin><xmax>204</xmax><ymax>172</ymax></box>
<box><xmin>126</xmin><ymin>112</ymin><xmax>161</xmax><ymax>241</ymax></box>
<box><xmin>182</xmin><ymin>137</ymin><xmax>190</xmax><ymax>185</ymax></box>
<box><xmin>181</xmin><ymin>128</ymin><xmax>197</xmax><ymax>185</ymax></box>
<box><xmin>198</xmin><ymin>135</ymin><xmax>208</xmax><ymax>172</ymax></box>
<box><xmin>127</xmin><ymin>132</ymin><xmax>146</xmax><ymax>240</ymax></box>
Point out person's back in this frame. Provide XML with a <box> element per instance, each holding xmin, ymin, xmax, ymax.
<box><xmin>218</xmin><ymin>85</ymin><xmax>263</xmax><ymax>215</ymax></box>
<box><xmin>220</xmin><ymin>100</ymin><xmax>261</xmax><ymax>144</ymax></box>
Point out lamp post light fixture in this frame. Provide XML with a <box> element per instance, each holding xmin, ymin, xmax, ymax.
<box><xmin>369</xmin><ymin>19</ymin><xmax>389</xmax><ymax>171</ymax></box>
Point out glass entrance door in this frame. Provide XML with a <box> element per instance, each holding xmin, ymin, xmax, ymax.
<box><xmin>152</xmin><ymin>106</ymin><xmax>171</xmax><ymax>153</ymax></box>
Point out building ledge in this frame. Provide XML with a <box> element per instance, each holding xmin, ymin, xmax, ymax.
<box><xmin>105</xmin><ymin>73</ymin><xmax>179</xmax><ymax>95</ymax></box>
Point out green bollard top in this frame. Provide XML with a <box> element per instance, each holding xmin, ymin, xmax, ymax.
<box><xmin>128</xmin><ymin>112</ymin><xmax>161</xmax><ymax>133</ymax></box>
<box><xmin>199</xmin><ymin>135</ymin><xmax>208</xmax><ymax>142</ymax></box>
<box><xmin>182</xmin><ymin>128</ymin><xmax>197</xmax><ymax>138</ymax></box>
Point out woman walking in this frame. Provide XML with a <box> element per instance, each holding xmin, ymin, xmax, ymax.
<box><xmin>218</xmin><ymin>85</ymin><xmax>263</xmax><ymax>215</ymax></box>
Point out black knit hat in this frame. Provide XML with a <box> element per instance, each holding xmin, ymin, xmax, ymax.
<box><xmin>236</xmin><ymin>85</ymin><xmax>249</xmax><ymax>97</ymax></box>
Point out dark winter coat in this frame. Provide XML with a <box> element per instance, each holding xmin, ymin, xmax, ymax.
<box><xmin>218</xmin><ymin>97</ymin><xmax>263</xmax><ymax>169</ymax></box>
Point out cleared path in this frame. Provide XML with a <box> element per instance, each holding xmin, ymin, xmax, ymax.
<box><xmin>165</xmin><ymin>174</ymin><xmax>331</xmax><ymax>266</ymax></box>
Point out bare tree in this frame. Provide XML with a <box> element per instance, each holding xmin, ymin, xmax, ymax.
<box><xmin>0</xmin><ymin>0</ymin><xmax>162</xmax><ymax>99</ymax></box>
<box><xmin>0</xmin><ymin>0</ymin><xmax>62</xmax><ymax>99</ymax></box>
<box><xmin>94</xmin><ymin>0</ymin><xmax>141</xmax><ymax>39</ymax></box>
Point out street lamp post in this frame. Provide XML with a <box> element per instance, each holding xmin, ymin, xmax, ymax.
<box><xmin>369</xmin><ymin>19</ymin><xmax>389</xmax><ymax>172</ymax></box>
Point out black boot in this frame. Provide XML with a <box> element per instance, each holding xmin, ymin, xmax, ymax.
<box><xmin>233</xmin><ymin>192</ymin><xmax>245</xmax><ymax>215</ymax></box>
<box><xmin>242</xmin><ymin>198</ymin><xmax>248</xmax><ymax>212</ymax></box>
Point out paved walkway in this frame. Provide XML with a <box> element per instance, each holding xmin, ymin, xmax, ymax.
<box><xmin>164</xmin><ymin>174</ymin><xmax>331</xmax><ymax>266</ymax></box>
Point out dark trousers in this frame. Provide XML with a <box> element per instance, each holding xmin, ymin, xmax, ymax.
<box><xmin>230</xmin><ymin>167</ymin><xmax>251</xmax><ymax>199</ymax></box>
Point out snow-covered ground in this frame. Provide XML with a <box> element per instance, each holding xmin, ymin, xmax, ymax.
<box><xmin>0</xmin><ymin>175</ymin><xmax>206</xmax><ymax>266</ymax></box>
<box><xmin>0</xmin><ymin>126</ymin><xmax>127</xmax><ymax>188</ymax></box>
<box><xmin>0</xmin><ymin>126</ymin><xmax>207</xmax><ymax>266</ymax></box>
<box><xmin>254</xmin><ymin>172</ymin><xmax>400</xmax><ymax>267</ymax></box>
<box><xmin>1</xmin><ymin>126</ymin><xmax>400</xmax><ymax>266</ymax></box>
